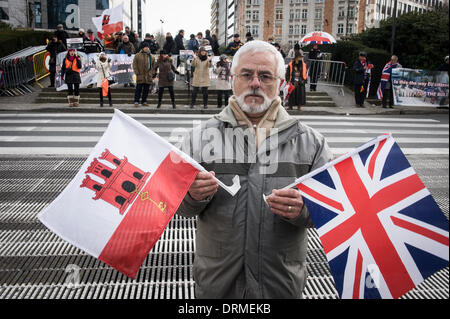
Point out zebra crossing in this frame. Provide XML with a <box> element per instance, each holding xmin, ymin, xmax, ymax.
<box><xmin>0</xmin><ymin>112</ymin><xmax>448</xmax><ymax>299</ymax></box>
<box><xmin>0</xmin><ymin>112</ymin><xmax>448</xmax><ymax>156</ymax></box>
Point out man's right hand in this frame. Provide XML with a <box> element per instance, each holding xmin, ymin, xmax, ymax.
<box><xmin>188</xmin><ymin>171</ymin><xmax>218</xmax><ymax>201</ymax></box>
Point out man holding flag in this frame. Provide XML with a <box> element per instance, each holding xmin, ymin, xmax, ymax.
<box><xmin>176</xmin><ymin>40</ymin><xmax>333</xmax><ymax>299</ymax></box>
<box><xmin>377</xmin><ymin>55</ymin><xmax>402</xmax><ymax>109</ymax></box>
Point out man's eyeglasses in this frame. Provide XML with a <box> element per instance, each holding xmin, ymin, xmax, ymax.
<box><xmin>234</xmin><ymin>72</ymin><xmax>278</xmax><ymax>85</ymax></box>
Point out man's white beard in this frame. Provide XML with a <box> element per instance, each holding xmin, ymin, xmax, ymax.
<box><xmin>235</xmin><ymin>89</ymin><xmax>274</xmax><ymax>114</ymax></box>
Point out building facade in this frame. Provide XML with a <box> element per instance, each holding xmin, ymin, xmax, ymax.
<box><xmin>210</xmin><ymin>0</ymin><xmax>239</xmax><ymax>47</ymax></box>
<box><xmin>223</xmin><ymin>0</ymin><xmax>448</xmax><ymax>49</ymax></box>
<box><xmin>0</xmin><ymin>0</ymin><xmax>149</xmax><ymax>39</ymax></box>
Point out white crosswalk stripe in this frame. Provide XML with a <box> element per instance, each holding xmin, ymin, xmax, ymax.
<box><xmin>0</xmin><ymin>113</ymin><xmax>448</xmax><ymax>156</ymax></box>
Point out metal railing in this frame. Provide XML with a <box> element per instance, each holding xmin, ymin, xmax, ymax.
<box><xmin>306</xmin><ymin>58</ymin><xmax>347</xmax><ymax>96</ymax></box>
<box><xmin>0</xmin><ymin>46</ymin><xmax>47</xmax><ymax>96</ymax></box>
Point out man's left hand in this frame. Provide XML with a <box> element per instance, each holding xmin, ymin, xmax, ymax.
<box><xmin>266</xmin><ymin>189</ymin><xmax>304</xmax><ymax>220</ymax></box>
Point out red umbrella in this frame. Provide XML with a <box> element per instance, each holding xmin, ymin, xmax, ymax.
<box><xmin>300</xmin><ymin>31</ymin><xmax>336</xmax><ymax>44</ymax></box>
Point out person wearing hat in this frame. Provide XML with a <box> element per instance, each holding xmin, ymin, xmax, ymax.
<box><xmin>83</xmin><ymin>29</ymin><xmax>103</xmax><ymax>54</ymax></box>
<box><xmin>215</xmin><ymin>55</ymin><xmax>232</xmax><ymax>108</ymax></box>
<box><xmin>353</xmin><ymin>51</ymin><xmax>374</xmax><ymax>108</ymax></box>
<box><xmin>93</xmin><ymin>52</ymin><xmax>113</xmax><ymax>107</ymax></box>
<box><xmin>286</xmin><ymin>51</ymin><xmax>307</xmax><ymax>111</ymax></box>
<box><xmin>61</xmin><ymin>49</ymin><xmax>82</xmax><ymax>107</ymax></box>
<box><xmin>225</xmin><ymin>34</ymin><xmax>244</xmax><ymax>56</ymax></box>
<box><xmin>45</xmin><ymin>34</ymin><xmax>66</xmax><ymax>88</ymax></box>
<box><xmin>190</xmin><ymin>47</ymin><xmax>212</xmax><ymax>108</ymax></box>
<box><xmin>307</xmin><ymin>43</ymin><xmax>322</xmax><ymax>92</ymax></box>
<box><xmin>139</xmin><ymin>33</ymin><xmax>160</xmax><ymax>54</ymax></box>
<box><xmin>152</xmin><ymin>50</ymin><xmax>180</xmax><ymax>109</ymax></box>
<box><xmin>132</xmin><ymin>42</ymin><xmax>154</xmax><ymax>107</ymax></box>
<box><xmin>54</xmin><ymin>24</ymin><xmax>69</xmax><ymax>47</ymax></box>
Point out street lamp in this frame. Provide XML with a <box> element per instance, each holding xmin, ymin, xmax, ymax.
<box><xmin>391</xmin><ymin>0</ymin><xmax>398</xmax><ymax>55</ymax></box>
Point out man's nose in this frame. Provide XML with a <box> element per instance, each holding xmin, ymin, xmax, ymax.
<box><xmin>249</xmin><ymin>75</ymin><xmax>261</xmax><ymax>89</ymax></box>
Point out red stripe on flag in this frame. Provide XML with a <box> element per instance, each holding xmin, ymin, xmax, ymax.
<box><xmin>102</xmin><ymin>22</ymin><xmax>124</xmax><ymax>35</ymax></box>
<box><xmin>297</xmin><ymin>183</ymin><xmax>344</xmax><ymax>212</ymax></box>
<box><xmin>368</xmin><ymin>139</ymin><xmax>386</xmax><ymax>179</ymax></box>
<box><xmin>391</xmin><ymin>216</ymin><xmax>449</xmax><ymax>246</ymax></box>
<box><xmin>98</xmin><ymin>151</ymin><xmax>199</xmax><ymax>278</ymax></box>
<box><xmin>353</xmin><ymin>250</ymin><xmax>364</xmax><ymax>299</ymax></box>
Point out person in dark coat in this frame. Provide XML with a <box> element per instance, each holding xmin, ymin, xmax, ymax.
<box><xmin>83</xmin><ymin>29</ymin><xmax>103</xmax><ymax>54</ymax></box>
<box><xmin>353</xmin><ymin>51</ymin><xmax>373</xmax><ymax>108</ymax></box>
<box><xmin>54</xmin><ymin>24</ymin><xmax>69</xmax><ymax>47</ymax></box>
<box><xmin>46</xmin><ymin>35</ymin><xmax>66</xmax><ymax>88</ymax></box>
<box><xmin>211</xmin><ymin>34</ymin><xmax>220</xmax><ymax>56</ymax></box>
<box><xmin>245</xmin><ymin>32</ymin><xmax>254</xmax><ymax>42</ymax></box>
<box><xmin>286</xmin><ymin>52</ymin><xmax>307</xmax><ymax>110</ymax></box>
<box><xmin>175</xmin><ymin>30</ymin><xmax>185</xmax><ymax>54</ymax></box>
<box><xmin>307</xmin><ymin>44</ymin><xmax>322</xmax><ymax>91</ymax></box>
<box><xmin>139</xmin><ymin>34</ymin><xmax>160</xmax><ymax>54</ymax></box>
<box><xmin>225</xmin><ymin>34</ymin><xmax>243</xmax><ymax>56</ymax></box>
<box><xmin>152</xmin><ymin>50</ymin><xmax>180</xmax><ymax>109</ymax></box>
<box><xmin>116</xmin><ymin>35</ymin><xmax>136</xmax><ymax>55</ymax></box>
<box><xmin>163</xmin><ymin>33</ymin><xmax>177</xmax><ymax>56</ymax></box>
<box><xmin>187</xmin><ymin>34</ymin><xmax>199</xmax><ymax>52</ymax></box>
<box><xmin>61</xmin><ymin>49</ymin><xmax>82</xmax><ymax>107</ymax></box>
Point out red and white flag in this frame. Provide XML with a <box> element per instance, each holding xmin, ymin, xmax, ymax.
<box><xmin>92</xmin><ymin>4</ymin><xmax>124</xmax><ymax>40</ymax></box>
<box><xmin>280</xmin><ymin>80</ymin><xmax>295</xmax><ymax>104</ymax></box>
<box><xmin>38</xmin><ymin>110</ymin><xmax>206</xmax><ymax>278</ymax></box>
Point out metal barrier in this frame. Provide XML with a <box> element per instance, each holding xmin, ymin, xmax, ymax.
<box><xmin>306</xmin><ymin>58</ymin><xmax>347</xmax><ymax>96</ymax></box>
<box><xmin>33</xmin><ymin>50</ymin><xmax>50</xmax><ymax>88</ymax></box>
<box><xmin>0</xmin><ymin>46</ymin><xmax>47</xmax><ymax>96</ymax></box>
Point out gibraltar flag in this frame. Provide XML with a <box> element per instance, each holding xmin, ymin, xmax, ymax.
<box><xmin>37</xmin><ymin>110</ymin><xmax>203</xmax><ymax>278</ymax></box>
<box><xmin>92</xmin><ymin>4</ymin><xmax>124</xmax><ymax>39</ymax></box>
<box><xmin>280</xmin><ymin>80</ymin><xmax>295</xmax><ymax>104</ymax></box>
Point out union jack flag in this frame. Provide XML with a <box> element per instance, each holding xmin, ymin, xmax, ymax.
<box><xmin>377</xmin><ymin>62</ymin><xmax>402</xmax><ymax>100</ymax></box>
<box><xmin>296</xmin><ymin>135</ymin><xmax>449</xmax><ymax>299</ymax></box>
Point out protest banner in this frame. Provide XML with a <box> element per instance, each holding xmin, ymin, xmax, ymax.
<box><xmin>55</xmin><ymin>52</ymin><xmax>135</xmax><ymax>91</ymax></box>
<box><xmin>392</xmin><ymin>68</ymin><xmax>449</xmax><ymax>107</ymax></box>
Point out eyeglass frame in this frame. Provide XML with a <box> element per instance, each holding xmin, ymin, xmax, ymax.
<box><xmin>233</xmin><ymin>69</ymin><xmax>280</xmax><ymax>85</ymax></box>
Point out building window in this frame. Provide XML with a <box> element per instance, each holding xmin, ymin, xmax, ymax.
<box><xmin>314</xmin><ymin>24</ymin><xmax>322</xmax><ymax>31</ymax></box>
<box><xmin>252</xmin><ymin>10</ymin><xmax>259</xmax><ymax>20</ymax></box>
<box><xmin>346</xmin><ymin>23</ymin><xmax>353</xmax><ymax>34</ymax></box>
<box><xmin>34</xmin><ymin>2</ymin><xmax>42</xmax><ymax>28</ymax></box>
<box><xmin>301</xmin><ymin>24</ymin><xmax>307</xmax><ymax>35</ymax></box>
<box><xmin>276</xmin><ymin>9</ymin><xmax>283</xmax><ymax>20</ymax></box>
<box><xmin>290</xmin><ymin>9</ymin><xmax>295</xmax><ymax>19</ymax></box>
<box><xmin>252</xmin><ymin>25</ymin><xmax>259</xmax><ymax>36</ymax></box>
<box><xmin>276</xmin><ymin>0</ymin><xmax>283</xmax><ymax>4</ymax></box>
<box><xmin>338</xmin><ymin>6</ymin><xmax>345</xmax><ymax>17</ymax></box>
<box><xmin>294</xmin><ymin>25</ymin><xmax>300</xmax><ymax>34</ymax></box>
<box><xmin>337</xmin><ymin>23</ymin><xmax>344</xmax><ymax>34</ymax></box>
<box><xmin>96</xmin><ymin>0</ymin><xmax>109</xmax><ymax>10</ymax></box>
<box><xmin>348</xmin><ymin>6</ymin><xmax>354</xmax><ymax>18</ymax></box>
<box><xmin>0</xmin><ymin>7</ymin><xmax>9</xmax><ymax>20</ymax></box>
<box><xmin>301</xmin><ymin>9</ymin><xmax>308</xmax><ymax>19</ymax></box>
<box><xmin>275</xmin><ymin>25</ymin><xmax>282</xmax><ymax>35</ymax></box>
<box><xmin>246</xmin><ymin>10</ymin><xmax>252</xmax><ymax>20</ymax></box>
<box><xmin>295</xmin><ymin>9</ymin><xmax>301</xmax><ymax>19</ymax></box>
<box><xmin>315</xmin><ymin>8</ymin><xmax>322</xmax><ymax>20</ymax></box>
<box><xmin>289</xmin><ymin>25</ymin><xmax>294</xmax><ymax>35</ymax></box>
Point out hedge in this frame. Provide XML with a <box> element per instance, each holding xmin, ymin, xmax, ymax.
<box><xmin>0</xmin><ymin>29</ymin><xmax>53</xmax><ymax>58</ymax></box>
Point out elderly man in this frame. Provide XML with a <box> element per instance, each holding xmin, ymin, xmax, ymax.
<box><xmin>176</xmin><ymin>40</ymin><xmax>332</xmax><ymax>299</ymax></box>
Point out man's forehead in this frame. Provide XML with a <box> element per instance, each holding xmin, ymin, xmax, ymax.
<box><xmin>236</xmin><ymin>51</ymin><xmax>277</xmax><ymax>73</ymax></box>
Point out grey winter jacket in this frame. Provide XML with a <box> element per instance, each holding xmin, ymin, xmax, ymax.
<box><xmin>176</xmin><ymin>98</ymin><xmax>333</xmax><ymax>299</ymax></box>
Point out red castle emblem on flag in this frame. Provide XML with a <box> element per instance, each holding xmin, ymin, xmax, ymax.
<box><xmin>80</xmin><ymin>149</ymin><xmax>151</xmax><ymax>214</ymax></box>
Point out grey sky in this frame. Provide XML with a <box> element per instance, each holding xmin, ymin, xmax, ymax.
<box><xmin>146</xmin><ymin>0</ymin><xmax>212</xmax><ymax>37</ymax></box>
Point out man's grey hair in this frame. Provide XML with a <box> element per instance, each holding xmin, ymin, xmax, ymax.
<box><xmin>231</xmin><ymin>40</ymin><xmax>286</xmax><ymax>80</ymax></box>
